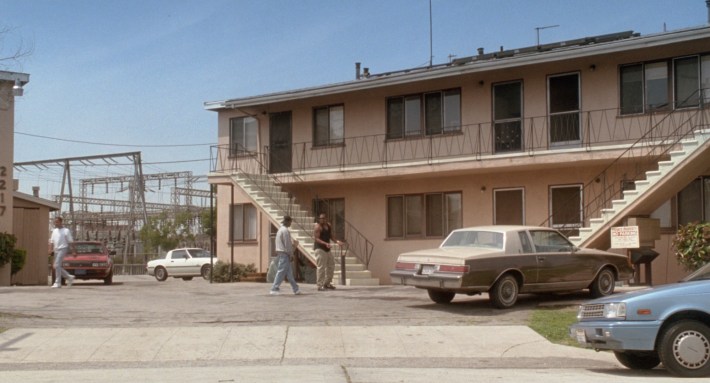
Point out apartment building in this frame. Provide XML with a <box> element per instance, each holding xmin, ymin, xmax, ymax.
<box><xmin>205</xmin><ymin>25</ymin><xmax>710</xmax><ymax>286</ymax></box>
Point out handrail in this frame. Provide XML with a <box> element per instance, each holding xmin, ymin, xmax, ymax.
<box><xmin>285</xmin><ymin>106</ymin><xmax>687</xmax><ymax>173</ymax></box>
<box><xmin>539</xmin><ymin>90</ymin><xmax>709</xmax><ymax>237</ymax></box>
<box><xmin>210</xmin><ymin>146</ymin><xmax>375</xmax><ymax>268</ymax></box>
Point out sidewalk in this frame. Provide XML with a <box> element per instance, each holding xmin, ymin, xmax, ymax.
<box><xmin>2</xmin><ymin>325</ymin><xmax>684</xmax><ymax>383</ymax></box>
<box><xmin>0</xmin><ymin>325</ymin><xmax>616</xmax><ymax>364</ymax></box>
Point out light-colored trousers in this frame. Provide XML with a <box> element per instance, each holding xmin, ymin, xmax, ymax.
<box><xmin>271</xmin><ymin>253</ymin><xmax>299</xmax><ymax>293</ymax></box>
<box><xmin>53</xmin><ymin>248</ymin><xmax>72</xmax><ymax>285</ymax></box>
<box><xmin>315</xmin><ymin>248</ymin><xmax>335</xmax><ymax>287</ymax></box>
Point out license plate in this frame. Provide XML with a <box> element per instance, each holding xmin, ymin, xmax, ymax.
<box><xmin>575</xmin><ymin>329</ymin><xmax>587</xmax><ymax>343</ymax></box>
<box><xmin>74</xmin><ymin>269</ymin><xmax>87</xmax><ymax>275</ymax></box>
<box><xmin>420</xmin><ymin>264</ymin><xmax>436</xmax><ymax>275</ymax></box>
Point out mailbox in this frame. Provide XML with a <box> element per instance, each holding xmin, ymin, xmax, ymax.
<box><xmin>630</xmin><ymin>248</ymin><xmax>659</xmax><ymax>264</ymax></box>
<box><xmin>629</xmin><ymin>247</ymin><xmax>659</xmax><ymax>286</ymax></box>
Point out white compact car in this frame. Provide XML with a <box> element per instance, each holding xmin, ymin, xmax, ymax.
<box><xmin>146</xmin><ymin>248</ymin><xmax>215</xmax><ymax>281</ymax></box>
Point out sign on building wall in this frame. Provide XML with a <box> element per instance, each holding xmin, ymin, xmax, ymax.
<box><xmin>610</xmin><ymin>226</ymin><xmax>640</xmax><ymax>249</ymax></box>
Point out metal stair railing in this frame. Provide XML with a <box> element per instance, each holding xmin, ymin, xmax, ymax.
<box><xmin>210</xmin><ymin>145</ymin><xmax>375</xmax><ymax>268</ymax></box>
<box><xmin>540</xmin><ymin>89</ymin><xmax>710</xmax><ymax>238</ymax></box>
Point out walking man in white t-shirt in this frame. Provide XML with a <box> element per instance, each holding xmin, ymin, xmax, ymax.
<box><xmin>48</xmin><ymin>216</ymin><xmax>75</xmax><ymax>288</ymax></box>
<box><xmin>270</xmin><ymin>215</ymin><xmax>301</xmax><ymax>295</ymax></box>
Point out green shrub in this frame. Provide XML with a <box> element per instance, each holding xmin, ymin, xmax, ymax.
<box><xmin>11</xmin><ymin>249</ymin><xmax>26</xmax><ymax>275</ymax></box>
<box><xmin>673</xmin><ymin>222</ymin><xmax>710</xmax><ymax>271</ymax></box>
<box><xmin>211</xmin><ymin>261</ymin><xmax>257</xmax><ymax>283</ymax></box>
<box><xmin>0</xmin><ymin>232</ymin><xmax>17</xmax><ymax>269</ymax></box>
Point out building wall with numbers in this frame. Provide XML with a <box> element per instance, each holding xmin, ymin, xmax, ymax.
<box><xmin>0</xmin><ymin>72</ymin><xmax>29</xmax><ymax>286</ymax></box>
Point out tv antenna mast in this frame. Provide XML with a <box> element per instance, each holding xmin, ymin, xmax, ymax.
<box><xmin>535</xmin><ymin>24</ymin><xmax>559</xmax><ymax>46</ymax></box>
<box><xmin>428</xmin><ymin>0</ymin><xmax>433</xmax><ymax>67</ymax></box>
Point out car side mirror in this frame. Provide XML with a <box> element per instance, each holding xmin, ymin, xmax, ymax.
<box><xmin>109</xmin><ymin>250</ymin><xmax>116</xmax><ymax>256</ymax></box>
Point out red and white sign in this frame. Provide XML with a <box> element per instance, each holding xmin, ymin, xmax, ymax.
<box><xmin>610</xmin><ymin>226</ymin><xmax>640</xmax><ymax>249</ymax></box>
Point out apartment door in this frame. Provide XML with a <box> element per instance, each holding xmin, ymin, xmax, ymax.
<box><xmin>494</xmin><ymin>188</ymin><xmax>524</xmax><ymax>225</ymax></box>
<box><xmin>548</xmin><ymin>73</ymin><xmax>581</xmax><ymax>147</ymax></box>
<box><xmin>269</xmin><ymin>111</ymin><xmax>292</xmax><ymax>174</ymax></box>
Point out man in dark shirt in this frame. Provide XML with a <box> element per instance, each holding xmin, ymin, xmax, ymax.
<box><xmin>314</xmin><ymin>213</ymin><xmax>343</xmax><ymax>291</ymax></box>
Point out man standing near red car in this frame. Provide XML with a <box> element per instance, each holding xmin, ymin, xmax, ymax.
<box><xmin>48</xmin><ymin>216</ymin><xmax>75</xmax><ymax>288</ymax></box>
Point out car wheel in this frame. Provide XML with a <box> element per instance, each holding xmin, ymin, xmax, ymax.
<box><xmin>489</xmin><ymin>274</ymin><xmax>519</xmax><ymax>309</ymax></box>
<box><xmin>201</xmin><ymin>264</ymin><xmax>211</xmax><ymax>280</ymax></box>
<box><xmin>589</xmin><ymin>267</ymin><xmax>616</xmax><ymax>298</ymax></box>
<box><xmin>658</xmin><ymin>320</ymin><xmax>710</xmax><ymax>377</ymax></box>
<box><xmin>427</xmin><ymin>289</ymin><xmax>455</xmax><ymax>304</ymax></box>
<box><xmin>614</xmin><ymin>350</ymin><xmax>660</xmax><ymax>370</ymax></box>
<box><xmin>182</xmin><ymin>277</ymin><xmax>193</xmax><ymax>281</ymax></box>
<box><xmin>154</xmin><ymin>267</ymin><xmax>168</xmax><ymax>282</ymax></box>
<box><xmin>103</xmin><ymin>271</ymin><xmax>113</xmax><ymax>285</ymax></box>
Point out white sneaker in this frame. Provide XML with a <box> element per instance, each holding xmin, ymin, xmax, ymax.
<box><xmin>51</xmin><ymin>284</ymin><xmax>60</xmax><ymax>288</ymax></box>
<box><xmin>293</xmin><ymin>290</ymin><xmax>301</xmax><ymax>295</ymax></box>
<box><xmin>67</xmin><ymin>276</ymin><xmax>75</xmax><ymax>287</ymax></box>
<box><xmin>269</xmin><ymin>290</ymin><xmax>280</xmax><ymax>295</ymax></box>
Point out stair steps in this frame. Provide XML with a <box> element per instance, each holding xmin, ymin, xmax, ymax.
<box><xmin>231</xmin><ymin>173</ymin><xmax>379</xmax><ymax>286</ymax></box>
<box><xmin>569</xmin><ymin>128</ymin><xmax>710</xmax><ymax>246</ymax></box>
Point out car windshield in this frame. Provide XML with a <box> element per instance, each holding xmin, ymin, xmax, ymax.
<box><xmin>441</xmin><ymin>230</ymin><xmax>504</xmax><ymax>249</ymax></box>
<box><xmin>73</xmin><ymin>243</ymin><xmax>103</xmax><ymax>254</ymax></box>
<box><xmin>683</xmin><ymin>262</ymin><xmax>710</xmax><ymax>282</ymax></box>
<box><xmin>187</xmin><ymin>249</ymin><xmax>211</xmax><ymax>258</ymax></box>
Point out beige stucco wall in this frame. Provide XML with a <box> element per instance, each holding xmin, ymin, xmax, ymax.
<box><xmin>0</xmin><ymin>81</ymin><xmax>15</xmax><ymax>285</ymax></box>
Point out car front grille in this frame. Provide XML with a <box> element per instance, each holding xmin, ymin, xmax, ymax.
<box><xmin>579</xmin><ymin>303</ymin><xmax>605</xmax><ymax>319</ymax></box>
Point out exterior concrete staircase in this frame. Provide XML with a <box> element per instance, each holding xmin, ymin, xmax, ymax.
<box><xmin>231</xmin><ymin>173</ymin><xmax>380</xmax><ymax>286</ymax></box>
<box><xmin>569</xmin><ymin>127</ymin><xmax>710</xmax><ymax>249</ymax></box>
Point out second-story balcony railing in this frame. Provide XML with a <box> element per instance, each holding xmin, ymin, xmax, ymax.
<box><xmin>279</xmin><ymin>107</ymin><xmax>701</xmax><ymax>173</ymax></box>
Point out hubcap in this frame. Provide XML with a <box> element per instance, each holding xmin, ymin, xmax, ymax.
<box><xmin>501</xmin><ymin>280</ymin><xmax>516</xmax><ymax>303</ymax></box>
<box><xmin>600</xmin><ymin>273</ymin><xmax>613</xmax><ymax>293</ymax></box>
<box><xmin>674</xmin><ymin>330</ymin><xmax>710</xmax><ymax>369</ymax></box>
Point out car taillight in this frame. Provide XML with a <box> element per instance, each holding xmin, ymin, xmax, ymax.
<box><xmin>438</xmin><ymin>265</ymin><xmax>469</xmax><ymax>273</ymax></box>
<box><xmin>395</xmin><ymin>262</ymin><xmax>418</xmax><ymax>270</ymax></box>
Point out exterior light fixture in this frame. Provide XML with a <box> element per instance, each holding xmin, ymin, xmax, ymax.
<box><xmin>12</xmin><ymin>79</ymin><xmax>23</xmax><ymax>97</ymax></box>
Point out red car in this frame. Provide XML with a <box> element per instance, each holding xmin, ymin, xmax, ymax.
<box><xmin>57</xmin><ymin>241</ymin><xmax>115</xmax><ymax>285</ymax></box>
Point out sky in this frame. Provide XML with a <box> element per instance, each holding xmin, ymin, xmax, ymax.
<box><xmin>1</xmin><ymin>0</ymin><xmax>708</xmax><ymax>202</ymax></box>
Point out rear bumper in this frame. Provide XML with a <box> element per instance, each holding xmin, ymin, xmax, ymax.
<box><xmin>390</xmin><ymin>270</ymin><xmax>466</xmax><ymax>290</ymax></box>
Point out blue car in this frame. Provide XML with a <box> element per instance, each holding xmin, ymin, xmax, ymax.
<box><xmin>570</xmin><ymin>262</ymin><xmax>710</xmax><ymax>377</ymax></box>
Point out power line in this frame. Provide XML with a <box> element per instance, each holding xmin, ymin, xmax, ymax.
<box><xmin>15</xmin><ymin>131</ymin><xmax>216</xmax><ymax>148</ymax></box>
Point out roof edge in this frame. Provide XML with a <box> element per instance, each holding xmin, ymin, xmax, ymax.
<box><xmin>204</xmin><ymin>25</ymin><xmax>710</xmax><ymax>112</ymax></box>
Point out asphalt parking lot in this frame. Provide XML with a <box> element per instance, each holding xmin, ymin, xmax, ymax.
<box><xmin>0</xmin><ymin>275</ymin><xmax>585</xmax><ymax>329</ymax></box>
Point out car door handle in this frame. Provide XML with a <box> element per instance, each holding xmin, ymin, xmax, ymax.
<box><xmin>537</xmin><ymin>256</ymin><xmax>545</xmax><ymax>261</ymax></box>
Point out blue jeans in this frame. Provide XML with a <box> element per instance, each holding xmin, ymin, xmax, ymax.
<box><xmin>53</xmin><ymin>248</ymin><xmax>72</xmax><ymax>285</ymax></box>
<box><xmin>271</xmin><ymin>253</ymin><xmax>299</xmax><ymax>293</ymax></box>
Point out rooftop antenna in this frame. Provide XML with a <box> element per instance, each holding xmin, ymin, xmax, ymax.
<box><xmin>428</xmin><ymin>0</ymin><xmax>433</xmax><ymax>67</ymax></box>
<box><xmin>535</xmin><ymin>24</ymin><xmax>559</xmax><ymax>46</ymax></box>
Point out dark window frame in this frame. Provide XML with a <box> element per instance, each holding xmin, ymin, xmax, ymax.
<box><xmin>313</xmin><ymin>104</ymin><xmax>345</xmax><ymax>147</ymax></box>
<box><xmin>619</xmin><ymin>54</ymin><xmax>710</xmax><ymax>115</ymax></box>
<box><xmin>229</xmin><ymin>116</ymin><xmax>258</xmax><ymax>156</ymax></box>
<box><xmin>386</xmin><ymin>88</ymin><xmax>462</xmax><ymax>140</ymax></box>
<box><xmin>386</xmin><ymin>191</ymin><xmax>463</xmax><ymax>239</ymax></box>
<box><xmin>231</xmin><ymin>203</ymin><xmax>257</xmax><ymax>243</ymax></box>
